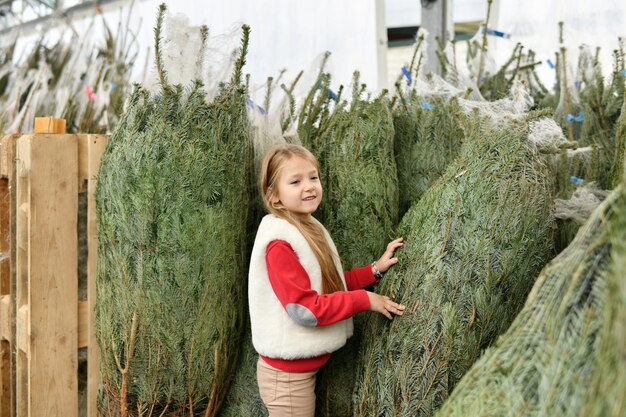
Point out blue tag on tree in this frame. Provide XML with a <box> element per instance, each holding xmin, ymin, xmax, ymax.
<box><xmin>401</xmin><ymin>66</ymin><xmax>412</xmax><ymax>85</ymax></box>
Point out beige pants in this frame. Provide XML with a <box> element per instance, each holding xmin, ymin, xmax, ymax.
<box><xmin>256</xmin><ymin>357</ymin><xmax>317</xmax><ymax>417</ymax></box>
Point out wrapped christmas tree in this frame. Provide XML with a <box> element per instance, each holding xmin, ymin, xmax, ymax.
<box><xmin>353</xmin><ymin>115</ymin><xmax>556</xmax><ymax>417</ymax></box>
<box><xmin>550</xmin><ymin>76</ymin><xmax>624</xmax><ymax>252</ymax></box>
<box><xmin>218</xmin><ymin>332</ymin><xmax>267</xmax><ymax>417</ymax></box>
<box><xmin>222</xmin><ymin>65</ymin><xmax>399</xmax><ymax>416</ymax></box>
<box><xmin>388</xmin><ymin>33</ymin><xmax>464</xmax><ymax>219</ymax></box>
<box><xmin>95</xmin><ymin>6</ymin><xmax>251</xmax><ymax>416</ymax></box>
<box><xmin>392</xmin><ymin>90</ymin><xmax>465</xmax><ymax>217</ymax></box>
<box><xmin>546</xmin><ymin>37</ymin><xmax>624</xmax><ymax>234</ymax></box>
<box><xmin>572</xmin><ymin>45</ymin><xmax>624</xmax><ymax>190</ymax></box>
<box><xmin>435</xmin><ymin>171</ymin><xmax>625</xmax><ymax>417</ymax></box>
<box><xmin>219</xmin><ymin>75</ymin><xmax>294</xmax><ymax>417</ymax></box>
<box><xmin>319</xmin><ymin>87</ymin><xmax>398</xmax><ymax>267</ymax></box>
<box><xmin>293</xmin><ymin>68</ymin><xmax>399</xmax><ymax>416</ymax></box>
<box><xmin>609</xmin><ymin>91</ymin><xmax>626</xmax><ymax>188</ymax></box>
<box><xmin>298</xmin><ymin>67</ymin><xmax>398</xmax><ymax>269</ymax></box>
<box><xmin>583</xmin><ymin>167</ymin><xmax>626</xmax><ymax>417</ymax></box>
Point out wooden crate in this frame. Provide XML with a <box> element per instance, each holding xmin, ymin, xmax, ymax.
<box><xmin>0</xmin><ymin>133</ymin><xmax>108</xmax><ymax>417</ymax></box>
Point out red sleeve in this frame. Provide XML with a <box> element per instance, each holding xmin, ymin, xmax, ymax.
<box><xmin>344</xmin><ymin>264</ymin><xmax>378</xmax><ymax>290</ymax></box>
<box><xmin>266</xmin><ymin>240</ymin><xmax>371</xmax><ymax>327</ymax></box>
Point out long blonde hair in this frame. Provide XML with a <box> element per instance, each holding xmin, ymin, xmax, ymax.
<box><xmin>260</xmin><ymin>144</ymin><xmax>345</xmax><ymax>294</ymax></box>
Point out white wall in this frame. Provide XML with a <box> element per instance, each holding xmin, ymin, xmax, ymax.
<box><xmin>10</xmin><ymin>0</ymin><xmax>625</xmax><ymax>97</ymax></box>
<box><xmin>9</xmin><ymin>0</ymin><xmax>388</xmax><ymax>93</ymax></box>
<box><xmin>141</xmin><ymin>0</ymin><xmax>386</xmax><ymax>89</ymax></box>
<box><xmin>489</xmin><ymin>0</ymin><xmax>626</xmax><ymax>86</ymax></box>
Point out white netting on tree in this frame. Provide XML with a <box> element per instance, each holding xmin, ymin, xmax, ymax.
<box><xmin>567</xmin><ymin>146</ymin><xmax>593</xmax><ymax>157</ymax></box>
<box><xmin>555</xmin><ymin>183</ymin><xmax>611</xmax><ymax>224</ymax></box>
<box><xmin>554</xmin><ymin>55</ymin><xmax>583</xmax><ymax>131</ymax></box>
<box><xmin>465</xmin><ymin>24</ymin><xmax>499</xmax><ymax>84</ymax></box>
<box><xmin>457</xmin><ymin>79</ymin><xmax>534</xmax><ymax>129</ymax></box>
<box><xmin>145</xmin><ymin>12</ymin><xmax>242</xmax><ymax>100</ymax></box>
<box><xmin>441</xmin><ymin>39</ymin><xmax>484</xmax><ymax>100</ymax></box>
<box><xmin>157</xmin><ymin>13</ymin><xmax>208</xmax><ymax>87</ymax></box>
<box><xmin>246</xmin><ymin>71</ymin><xmax>292</xmax><ymax>169</ymax></box>
<box><xmin>393</xmin><ymin>30</ymin><xmax>534</xmax><ymax>131</ymax></box>
<box><xmin>528</xmin><ymin>117</ymin><xmax>572</xmax><ymax>153</ymax></box>
<box><xmin>5</xmin><ymin>57</ymin><xmax>53</xmax><ymax>133</ymax></box>
<box><xmin>0</xmin><ymin>6</ymin><xmax>138</xmax><ymax>134</ymax></box>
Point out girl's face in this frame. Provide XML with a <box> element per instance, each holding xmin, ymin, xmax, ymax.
<box><xmin>272</xmin><ymin>156</ymin><xmax>322</xmax><ymax>217</ymax></box>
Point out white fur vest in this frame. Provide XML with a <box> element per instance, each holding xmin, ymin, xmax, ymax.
<box><xmin>248</xmin><ymin>214</ymin><xmax>353</xmax><ymax>359</ymax></box>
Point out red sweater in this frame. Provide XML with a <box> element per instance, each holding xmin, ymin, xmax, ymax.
<box><xmin>260</xmin><ymin>240</ymin><xmax>377</xmax><ymax>373</ymax></box>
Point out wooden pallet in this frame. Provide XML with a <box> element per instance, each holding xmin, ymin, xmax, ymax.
<box><xmin>0</xmin><ymin>135</ymin><xmax>18</xmax><ymax>417</ymax></box>
<box><xmin>0</xmin><ymin>133</ymin><xmax>108</xmax><ymax>417</ymax></box>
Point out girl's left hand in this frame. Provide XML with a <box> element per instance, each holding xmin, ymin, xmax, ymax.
<box><xmin>375</xmin><ymin>237</ymin><xmax>404</xmax><ymax>274</ymax></box>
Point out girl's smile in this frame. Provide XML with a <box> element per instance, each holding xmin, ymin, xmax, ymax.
<box><xmin>272</xmin><ymin>156</ymin><xmax>323</xmax><ymax>216</ymax></box>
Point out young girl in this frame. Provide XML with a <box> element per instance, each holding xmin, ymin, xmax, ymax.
<box><xmin>249</xmin><ymin>144</ymin><xmax>405</xmax><ymax>417</ymax></box>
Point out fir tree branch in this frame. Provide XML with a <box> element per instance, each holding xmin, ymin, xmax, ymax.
<box><xmin>154</xmin><ymin>3</ymin><xmax>168</xmax><ymax>87</ymax></box>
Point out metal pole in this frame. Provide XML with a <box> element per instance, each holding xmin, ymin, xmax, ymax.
<box><xmin>421</xmin><ymin>0</ymin><xmax>453</xmax><ymax>76</ymax></box>
<box><xmin>375</xmin><ymin>0</ymin><xmax>389</xmax><ymax>90</ymax></box>
<box><xmin>0</xmin><ymin>0</ymin><xmax>122</xmax><ymax>35</ymax></box>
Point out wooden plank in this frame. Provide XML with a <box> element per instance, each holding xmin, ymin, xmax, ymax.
<box><xmin>87</xmin><ymin>134</ymin><xmax>108</xmax><ymax>417</ymax></box>
<box><xmin>0</xmin><ymin>135</ymin><xmax>18</xmax><ymax>179</ymax></box>
<box><xmin>0</xmin><ymin>137</ymin><xmax>12</xmax><ymax>417</ymax></box>
<box><xmin>0</xmin><ymin>297</ymin><xmax>10</xmax><ymax>417</ymax></box>
<box><xmin>5</xmin><ymin>133</ymin><xmax>105</xmax><ymax>417</ymax></box>
<box><xmin>15</xmin><ymin>135</ymin><xmax>30</xmax><ymax>417</ymax></box>
<box><xmin>15</xmin><ymin>204</ymin><xmax>28</xmax><ymax>255</ymax></box>
<box><xmin>33</xmin><ymin>118</ymin><xmax>66</xmax><ymax>134</ymax></box>
<box><xmin>0</xmin><ymin>254</ymin><xmax>8</xmax><ymax>304</ymax></box>
<box><xmin>29</xmin><ymin>135</ymin><xmax>79</xmax><ymax>417</ymax></box>
<box><xmin>0</xmin><ymin>341</ymin><xmax>9</xmax><ymax>417</ymax></box>
<box><xmin>18</xmin><ymin>135</ymin><xmax>79</xmax><ymax>417</ymax></box>
<box><xmin>0</xmin><ymin>137</ymin><xmax>8</xmax><ymax>179</ymax></box>
<box><xmin>7</xmin><ymin>135</ymin><xmax>16</xmax><ymax>417</ymax></box>
<box><xmin>1</xmin><ymin>176</ymin><xmax>11</xmax><ymax>296</ymax></box>
<box><xmin>0</xmin><ymin>296</ymin><xmax>10</xmax><ymax>342</ymax></box>
<box><xmin>15</xmin><ymin>306</ymin><xmax>27</xmax><ymax>357</ymax></box>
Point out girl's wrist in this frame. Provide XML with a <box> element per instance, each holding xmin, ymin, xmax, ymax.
<box><xmin>371</xmin><ymin>261</ymin><xmax>385</xmax><ymax>279</ymax></box>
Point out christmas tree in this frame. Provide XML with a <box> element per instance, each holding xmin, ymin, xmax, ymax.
<box><xmin>95</xmin><ymin>5</ymin><xmax>251</xmax><ymax>416</ymax></box>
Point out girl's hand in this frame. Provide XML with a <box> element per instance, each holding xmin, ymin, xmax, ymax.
<box><xmin>367</xmin><ymin>292</ymin><xmax>405</xmax><ymax>320</ymax></box>
<box><xmin>375</xmin><ymin>237</ymin><xmax>404</xmax><ymax>274</ymax></box>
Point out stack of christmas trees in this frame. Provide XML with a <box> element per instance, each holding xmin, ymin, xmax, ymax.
<box><xmin>95</xmin><ymin>6</ymin><xmax>252</xmax><ymax>416</ymax></box>
<box><xmin>0</xmin><ymin>12</ymin><xmax>136</xmax><ymax>134</ymax></box>
<box><xmin>90</xmin><ymin>5</ymin><xmax>626</xmax><ymax>416</ymax></box>
<box><xmin>353</xmin><ymin>114</ymin><xmax>557</xmax><ymax>416</ymax></box>
<box><xmin>298</xmin><ymin>68</ymin><xmax>399</xmax><ymax>416</ymax></box>
<box><xmin>392</xmin><ymin>86</ymin><xmax>465</xmax><ymax>217</ymax></box>
<box><xmin>435</xmin><ymin>165</ymin><xmax>625</xmax><ymax>417</ymax></box>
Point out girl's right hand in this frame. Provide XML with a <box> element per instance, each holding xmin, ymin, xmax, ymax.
<box><xmin>367</xmin><ymin>292</ymin><xmax>405</xmax><ymax>320</ymax></box>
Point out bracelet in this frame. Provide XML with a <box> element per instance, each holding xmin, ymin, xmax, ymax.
<box><xmin>372</xmin><ymin>261</ymin><xmax>385</xmax><ymax>279</ymax></box>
